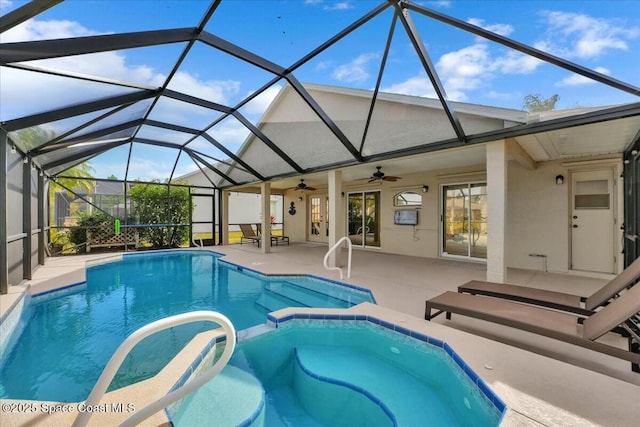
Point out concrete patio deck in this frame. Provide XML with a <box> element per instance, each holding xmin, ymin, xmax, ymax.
<box><xmin>1</xmin><ymin>243</ymin><xmax>639</xmax><ymax>426</ymax></box>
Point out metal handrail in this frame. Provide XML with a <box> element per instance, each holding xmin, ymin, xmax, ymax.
<box><xmin>191</xmin><ymin>234</ymin><xmax>203</xmax><ymax>247</ymax></box>
<box><xmin>72</xmin><ymin>311</ymin><xmax>236</xmax><ymax>427</ymax></box>
<box><xmin>323</xmin><ymin>236</ymin><xmax>352</xmax><ymax>280</ymax></box>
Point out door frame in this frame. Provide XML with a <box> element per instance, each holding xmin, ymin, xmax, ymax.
<box><xmin>569</xmin><ymin>168</ymin><xmax>617</xmax><ymax>273</ymax></box>
<box><xmin>439</xmin><ymin>181</ymin><xmax>488</xmax><ymax>261</ymax></box>
<box><xmin>347</xmin><ymin>190</ymin><xmax>381</xmax><ymax>249</ymax></box>
<box><xmin>307</xmin><ymin>194</ymin><xmax>328</xmax><ymax>243</ymax></box>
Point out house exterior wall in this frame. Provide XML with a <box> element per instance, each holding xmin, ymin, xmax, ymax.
<box><xmin>284</xmin><ymin>193</ymin><xmax>307</xmax><ymax>241</ymax></box>
<box><xmin>181</xmin><ymin>84</ymin><xmax>626</xmax><ymax>275</ymax></box>
<box><xmin>283</xmin><ymin>154</ymin><xmax>623</xmax><ymax>274</ymax></box>
<box><xmin>506</xmin><ymin>160</ymin><xmax>570</xmax><ymax>272</ymax></box>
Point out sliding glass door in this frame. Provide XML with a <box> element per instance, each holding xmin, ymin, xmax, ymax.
<box><xmin>348</xmin><ymin>191</ymin><xmax>380</xmax><ymax>248</ymax></box>
<box><xmin>442</xmin><ymin>183</ymin><xmax>487</xmax><ymax>259</ymax></box>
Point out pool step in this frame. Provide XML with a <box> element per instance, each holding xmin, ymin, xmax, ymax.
<box><xmin>293</xmin><ymin>346</ymin><xmax>461</xmax><ymax>426</ymax></box>
<box><xmin>255</xmin><ymin>291</ymin><xmax>309</xmax><ymax>312</ymax></box>
<box><xmin>281</xmin><ymin>280</ymin><xmax>365</xmax><ymax>306</ymax></box>
<box><xmin>170</xmin><ymin>365</ymin><xmax>265</xmax><ymax>426</ymax></box>
<box><xmin>265</xmin><ymin>281</ymin><xmax>351</xmax><ymax>309</ymax></box>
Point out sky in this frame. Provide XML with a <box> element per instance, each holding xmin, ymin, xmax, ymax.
<box><xmin>1</xmin><ymin>0</ymin><xmax>639</xmax><ymax>182</ymax></box>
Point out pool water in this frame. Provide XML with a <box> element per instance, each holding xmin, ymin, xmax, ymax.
<box><xmin>169</xmin><ymin>321</ymin><xmax>503</xmax><ymax>426</ymax></box>
<box><xmin>0</xmin><ymin>251</ymin><xmax>374</xmax><ymax>402</ymax></box>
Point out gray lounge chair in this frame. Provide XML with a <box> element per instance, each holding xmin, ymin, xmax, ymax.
<box><xmin>458</xmin><ymin>256</ymin><xmax>640</xmax><ymax>316</ymax></box>
<box><xmin>425</xmin><ymin>284</ymin><xmax>640</xmax><ymax>369</ymax></box>
<box><xmin>239</xmin><ymin>224</ymin><xmax>261</xmax><ymax>247</ymax></box>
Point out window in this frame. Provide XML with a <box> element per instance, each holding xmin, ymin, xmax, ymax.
<box><xmin>394</xmin><ymin>191</ymin><xmax>422</xmax><ymax>207</ymax></box>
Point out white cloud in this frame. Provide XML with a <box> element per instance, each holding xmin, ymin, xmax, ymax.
<box><xmin>207</xmin><ymin>120</ymin><xmax>251</xmax><ymax>149</ymax></box>
<box><xmin>467</xmin><ymin>18</ymin><xmax>514</xmax><ymax>37</ymax></box>
<box><xmin>540</xmin><ymin>10</ymin><xmax>638</xmax><ymax>59</ymax></box>
<box><xmin>326</xmin><ymin>2</ymin><xmax>353</xmax><ymax>11</ymax></box>
<box><xmin>429</xmin><ymin>1</ymin><xmax>452</xmax><ymax>8</ymax></box>
<box><xmin>1</xmin><ymin>0</ymin><xmax>13</xmax><ymax>12</ymax></box>
<box><xmin>315</xmin><ymin>60</ymin><xmax>333</xmax><ymax>71</ymax></box>
<box><xmin>1</xmin><ymin>17</ymin><xmax>243</xmax><ymax>123</ymax></box>
<box><xmin>2</xmin><ymin>15</ymin><xmax>251</xmax><ymax>182</ymax></box>
<box><xmin>556</xmin><ymin>67</ymin><xmax>611</xmax><ymax>87</ymax></box>
<box><xmin>243</xmin><ymin>85</ymin><xmax>283</xmax><ymax>115</ymax></box>
<box><xmin>2</xmin><ymin>18</ymin><xmax>99</xmax><ymax>42</ymax></box>
<box><xmin>381</xmin><ymin>74</ymin><xmax>437</xmax><ymax>98</ymax></box>
<box><xmin>127</xmin><ymin>156</ymin><xmax>176</xmax><ymax>182</ymax></box>
<box><xmin>167</xmin><ymin>71</ymin><xmax>240</xmax><ymax>105</ymax></box>
<box><xmin>383</xmin><ymin>40</ymin><xmax>543</xmax><ymax>102</ymax></box>
<box><xmin>490</xmin><ymin>50</ymin><xmax>542</xmax><ymax>74</ymax></box>
<box><xmin>434</xmin><ymin>44</ymin><xmax>490</xmax><ymax>100</ymax></box>
<box><xmin>332</xmin><ymin>53</ymin><xmax>379</xmax><ymax>83</ymax></box>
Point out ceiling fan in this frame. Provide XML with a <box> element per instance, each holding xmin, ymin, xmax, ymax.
<box><xmin>368</xmin><ymin>166</ymin><xmax>401</xmax><ymax>183</ymax></box>
<box><xmin>292</xmin><ymin>179</ymin><xmax>316</xmax><ymax>191</ymax></box>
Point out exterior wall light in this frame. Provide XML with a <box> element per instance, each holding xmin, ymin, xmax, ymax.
<box><xmin>555</xmin><ymin>175</ymin><xmax>564</xmax><ymax>185</ymax></box>
<box><xmin>422</xmin><ymin>185</ymin><xmax>429</xmax><ymax>193</ymax></box>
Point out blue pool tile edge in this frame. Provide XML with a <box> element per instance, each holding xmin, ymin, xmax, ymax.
<box><xmin>30</xmin><ymin>281</ymin><xmax>86</xmax><ymax>299</ymax></box>
<box><xmin>267</xmin><ymin>313</ymin><xmax>507</xmax><ymax>418</ymax></box>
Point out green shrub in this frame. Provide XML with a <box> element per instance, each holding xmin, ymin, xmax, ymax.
<box><xmin>68</xmin><ymin>210</ymin><xmax>114</xmax><ymax>247</ymax></box>
<box><xmin>128</xmin><ymin>182</ymin><xmax>191</xmax><ymax>248</ymax></box>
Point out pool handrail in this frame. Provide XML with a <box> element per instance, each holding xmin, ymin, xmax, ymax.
<box><xmin>323</xmin><ymin>236</ymin><xmax>352</xmax><ymax>280</ymax></box>
<box><xmin>72</xmin><ymin>310</ymin><xmax>236</xmax><ymax>427</ymax></box>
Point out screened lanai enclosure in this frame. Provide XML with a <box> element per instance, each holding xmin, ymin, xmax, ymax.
<box><xmin>2</xmin><ymin>0</ymin><xmax>640</xmax><ymax>294</ymax></box>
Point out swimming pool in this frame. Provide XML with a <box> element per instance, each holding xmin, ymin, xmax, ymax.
<box><xmin>0</xmin><ymin>250</ymin><xmax>374</xmax><ymax>402</ymax></box>
<box><xmin>168</xmin><ymin>318</ymin><xmax>505</xmax><ymax>426</ymax></box>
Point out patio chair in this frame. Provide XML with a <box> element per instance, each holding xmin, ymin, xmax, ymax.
<box><xmin>425</xmin><ymin>284</ymin><xmax>640</xmax><ymax>369</ymax></box>
<box><xmin>239</xmin><ymin>224</ymin><xmax>261</xmax><ymax>247</ymax></box>
<box><xmin>256</xmin><ymin>223</ymin><xmax>290</xmax><ymax>246</ymax></box>
<box><xmin>457</xmin><ymin>256</ymin><xmax>640</xmax><ymax>316</ymax></box>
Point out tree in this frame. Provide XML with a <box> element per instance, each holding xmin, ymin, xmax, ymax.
<box><xmin>523</xmin><ymin>94</ymin><xmax>560</xmax><ymax>112</ymax></box>
<box><xmin>52</xmin><ymin>162</ymin><xmax>95</xmax><ymax>193</ymax></box>
<box><xmin>128</xmin><ymin>181</ymin><xmax>192</xmax><ymax>248</ymax></box>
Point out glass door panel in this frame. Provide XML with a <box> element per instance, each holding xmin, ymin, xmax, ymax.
<box><xmin>309</xmin><ymin>195</ymin><xmax>328</xmax><ymax>243</ymax></box>
<box><xmin>348</xmin><ymin>193</ymin><xmax>363</xmax><ymax>246</ymax></box>
<box><xmin>365</xmin><ymin>192</ymin><xmax>380</xmax><ymax>247</ymax></box>
<box><xmin>442</xmin><ymin>183</ymin><xmax>487</xmax><ymax>259</ymax></box>
<box><xmin>348</xmin><ymin>191</ymin><xmax>380</xmax><ymax>248</ymax></box>
<box><xmin>469</xmin><ymin>184</ymin><xmax>488</xmax><ymax>259</ymax></box>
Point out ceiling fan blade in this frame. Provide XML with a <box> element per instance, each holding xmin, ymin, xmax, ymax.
<box><xmin>368</xmin><ymin>177</ymin><xmax>377</xmax><ymax>183</ymax></box>
<box><xmin>383</xmin><ymin>176</ymin><xmax>401</xmax><ymax>181</ymax></box>
<box><xmin>307</xmin><ymin>186</ymin><xmax>317</xmax><ymax>191</ymax></box>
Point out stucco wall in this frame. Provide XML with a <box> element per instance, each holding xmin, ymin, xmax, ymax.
<box><xmin>506</xmin><ymin>160</ymin><xmax>570</xmax><ymax>272</ymax></box>
<box><xmin>282</xmin><ymin>156</ymin><xmax>623</xmax><ymax>274</ymax></box>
